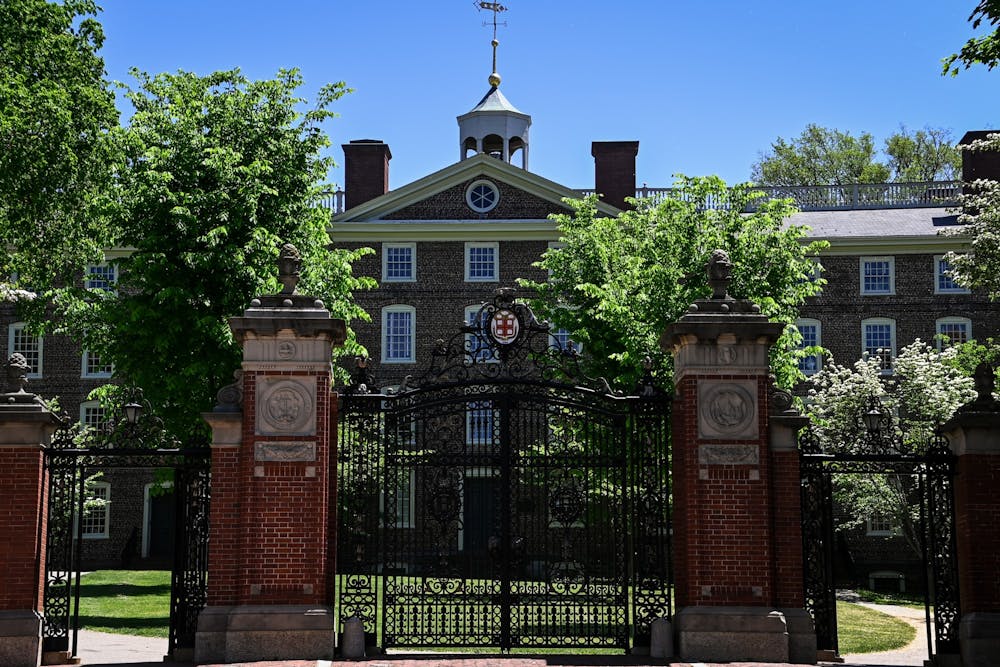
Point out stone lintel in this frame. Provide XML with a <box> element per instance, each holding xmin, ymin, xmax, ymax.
<box><xmin>665</xmin><ymin>316</ymin><xmax>784</xmax><ymax>381</ymax></box>
<box><xmin>202</xmin><ymin>411</ymin><xmax>243</xmax><ymax>447</ymax></box>
<box><xmin>943</xmin><ymin>411</ymin><xmax>1000</xmax><ymax>456</ymax></box>
<box><xmin>960</xmin><ymin>612</ymin><xmax>1000</xmax><ymax>667</ymax></box>
<box><xmin>675</xmin><ymin>605</ymin><xmax>792</xmax><ymax>663</ymax></box>
<box><xmin>769</xmin><ymin>413</ymin><xmax>810</xmax><ymax>452</ymax></box>
<box><xmin>195</xmin><ymin>604</ymin><xmax>334</xmax><ymax>663</ymax></box>
<box><xmin>0</xmin><ymin>610</ymin><xmax>42</xmax><ymax>667</ymax></box>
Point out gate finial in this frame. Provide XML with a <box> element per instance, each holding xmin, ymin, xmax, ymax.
<box><xmin>707</xmin><ymin>249</ymin><xmax>733</xmax><ymax>300</ymax></box>
<box><xmin>277</xmin><ymin>243</ymin><xmax>302</xmax><ymax>295</ymax></box>
<box><xmin>4</xmin><ymin>353</ymin><xmax>29</xmax><ymax>394</ymax></box>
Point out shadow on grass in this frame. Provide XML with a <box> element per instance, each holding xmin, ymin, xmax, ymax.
<box><xmin>79</xmin><ymin>615</ymin><xmax>169</xmax><ymax>629</ymax></box>
<box><xmin>79</xmin><ymin>583</ymin><xmax>172</xmax><ymax>597</ymax></box>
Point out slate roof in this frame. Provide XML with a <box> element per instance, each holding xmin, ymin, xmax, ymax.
<box><xmin>788</xmin><ymin>208</ymin><xmax>963</xmax><ymax>239</ymax></box>
<box><xmin>468</xmin><ymin>86</ymin><xmax>523</xmax><ymax>114</ymax></box>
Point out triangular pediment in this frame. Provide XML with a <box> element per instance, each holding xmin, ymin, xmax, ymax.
<box><xmin>332</xmin><ymin>154</ymin><xmax>620</xmax><ymax>222</ymax></box>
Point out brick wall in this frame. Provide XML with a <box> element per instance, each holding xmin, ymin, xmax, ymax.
<box><xmin>0</xmin><ymin>446</ymin><xmax>47</xmax><ymax>611</ymax></box>
<box><xmin>801</xmin><ymin>253</ymin><xmax>998</xmax><ymax>368</ymax></box>
<box><xmin>954</xmin><ymin>453</ymin><xmax>1000</xmax><ymax>613</ymax></box>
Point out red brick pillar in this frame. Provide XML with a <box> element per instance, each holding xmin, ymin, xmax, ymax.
<box><xmin>662</xmin><ymin>252</ymin><xmax>814</xmax><ymax>663</ymax></box>
<box><xmin>942</xmin><ymin>367</ymin><xmax>1000</xmax><ymax>667</ymax></box>
<box><xmin>195</xmin><ymin>246</ymin><xmax>346</xmax><ymax>663</ymax></box>
<box><xmin>0</xmin><ymin>363</ymin><xmax>61</xmax><ymax>667</ymax></box>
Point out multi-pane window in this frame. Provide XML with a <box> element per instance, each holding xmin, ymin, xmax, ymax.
<box><xmin>860</xmin><ymin>257</ymin><xmax>894</xmax><ymax>295</ymax></box>
<box><xmin>796</xmin><ymin>319</ymin><xmax>822</xmax><ymax>375</ymax></box>
<box><xmin>382</xmin><ymin>306</ymin><xmax>415</xmax><ymax>363</ymax></box>
<box><xmin>862</xmin><ymin>318</ymin><xmax>896</xmax><ymax>373</ymax></box>
<box><xmin>936</xmin><ymin>317</ymin><xmax>972</xmax><ymax>348</ymax></box>
<box><xmin>383</xmin><ymin>243</ymin><xmax>415</xmax><ymax>282</ymax></box>
<box><xmin>467</xmin><ymin>400</ymin><xmax>495</xmax><ymax>447</ymax></box>
<box><xmin>387</xmin><ymin>469</ymin><xmax>414</xmax><ymax>528</ymax></box>
<box><xmin>866</xmin><ymin>513</ymin><xmax>894</xmax><ymax>537</ymax></box>
<box><xmin>81</xmin><ymin>482</ymin><xmax>110</xmax><ymax>538</ymax></box>
<box><xmin>465</xmin><ymin>242</ymin><xmax>498</xmax><ymax>282</ymax></box>
<box><xmin>8</xmin><ymin>322</ymin><xmax>42</xmax><ymax>378</ymax></box>
<box><xmin>85</xmin><ymin>264</ymin><xmax>117</xmax><ymax>290</ymax></box>
<box><xmin>552</xmin><ymin>328</ymin><xmax>582</xmax><ymax>355</ymax></box>
<box><xmin>935</xmin><ymin>256</ymin><xmax>969</xmax><ymax>294</ymax></box>
<box><xmin>79</xmin><ymin>401</ymin><xmax>106</xmax><ymax>431</ymax></box>
<box><xmin>465</xmin><ymin>305</ymin><xmax>494</xmax><ymax>362</ymax></box>
<box><xmin>82</xmin><ymin>350</ymin><xmax>113</xmax><ymax>378</ymax></box>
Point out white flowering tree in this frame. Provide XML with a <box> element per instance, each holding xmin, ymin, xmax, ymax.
<box><xmin>804</xmin><ymin>340</ymin><xmax>977</xmax><ymax>556</ymax></box>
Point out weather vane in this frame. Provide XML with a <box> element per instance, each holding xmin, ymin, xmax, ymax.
<box><xmin>476</xmin><ymin>1</ymin><xmax>508</xmax><ymax>87</ymax></box>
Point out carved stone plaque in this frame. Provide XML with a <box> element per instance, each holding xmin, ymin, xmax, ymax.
<box><xmin>256</xmin><ymin>377</ymin><xmax>316</xmax><ymax>436</ymax></box>
<box><xmin>698</xmin><ymin>444</ymin><xmax>759</xmax><ymax>465</ymax></box>
<box><xmin>255</xmin><ymin>441</ymin><xmax>317</xmax><ymax>462</ymax></box>
<box><xmin>698</xmin><ymin>379</ymin><xmax>758</xmax><ymax>439</ymax></box>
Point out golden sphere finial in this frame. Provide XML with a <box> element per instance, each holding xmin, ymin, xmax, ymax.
<box><xmin>492</xmin><ymin>39</ymin><xmax>499</xmax><ymax>47</ymax></box>
<box><xmin>488</xmin><ymin>71</ymin><xmax>501</xmax><ymax>87</ymax></box>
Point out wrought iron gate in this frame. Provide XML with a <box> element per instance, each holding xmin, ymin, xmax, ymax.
<box><xmin>800</xmin><ymin>395</ymin><xmax>959</xmax><ymax>660</ymax></box>
<box><xmin>42</xmin><ymin>392</ymin><xmax>210</xmax><ymax>660</ymax></box>
<box><xmin>335</xmin><ymin>291</ymin><xmax>671</xmax><ymax>652</ymax></box>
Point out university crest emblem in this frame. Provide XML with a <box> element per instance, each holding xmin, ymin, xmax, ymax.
<box><xmin>489</xmin><ymin>309</ymin><xmax>520</xmax><ymax>345</ymax></box>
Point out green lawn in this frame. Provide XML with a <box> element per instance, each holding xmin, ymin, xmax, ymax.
<box><xmin>837</xmin><ymin>600</ymin><xmax>916</xmax><ymax>654</ymax></box>
<box><xmin>77</xmin><ymin>570</ymin><xmax>171</xmax><ymax>638</ymax></box>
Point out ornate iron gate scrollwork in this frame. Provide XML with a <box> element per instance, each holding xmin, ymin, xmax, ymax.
<box><xmin>41</xmin><ymin>391</ymin><xmax>210</xmax><ymax>660</ymax></box>
<box><xmin>799</xmin><ymin>396</ymin><xmax>960</xmax><ymax>659</ymax></box>
<box><xmin>335</xmin><ymin>289</ymin><xmax>672</xmax><ymax>652</ymax></box>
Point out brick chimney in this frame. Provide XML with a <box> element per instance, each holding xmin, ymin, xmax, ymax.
<box><xmin>960</xmin><ymin>130</ymin><xmax>1000</xmax><ymax>186</ymax></box>
<box><xmin>343</xmin><ymin>140</ymin><xmax>391</xmax><ymax>211</ymax></box>
<box><xmin>592</xmin><ymin>141</ymin><xmax>639</xmax><ymax>211</ymax></box>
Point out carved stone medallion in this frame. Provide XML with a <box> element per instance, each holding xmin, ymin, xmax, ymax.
<box><xmin>698</xmin><ymin>379</ymin><xmax>758</xmax><ymax>439</ymax></box>
<box><xmin>277</xmin><ymin>341</ymin><xmax>297</xmax><ymax>360</ymax></box>
<box><xmin>256</xmin><ymin>377</ymin><xmax>316</xmax><ymax>436</ymax></box>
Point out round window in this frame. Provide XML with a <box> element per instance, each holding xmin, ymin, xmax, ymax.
<box><xmin>466</xmin><ymin>180</ymin><xmax>500</xmax><ymax>213</ymax></box>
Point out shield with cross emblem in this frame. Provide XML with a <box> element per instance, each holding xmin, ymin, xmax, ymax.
<box><xmin>489</xmin><ymin>308</ymin><xmax>520</xmax><ymax>345</ymax></box>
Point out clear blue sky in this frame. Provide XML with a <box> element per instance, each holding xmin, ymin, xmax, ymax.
<box><xmin>97</xmin><ymin>1</ymin><xmax>998</xmax><ymax>190</ymax></box>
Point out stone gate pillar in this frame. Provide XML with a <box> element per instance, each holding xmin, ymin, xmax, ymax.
<box><xmin>195</xmin><ymin>245</ymin><xmax>346</xmax><ymax>663</ymax></box>
<box><xmin>942</xmin><ymin>364</ymin><xmax>1000</xmax><ymax>667</ymax></box>
<box><xmin>662</xmin><ymin>250</ymin><xmax>815</xmax><ymax>664</ymax></box>
<box><xmin>0</xmin><ymin>355</ymin><xmax>61</xmax><ymax>667</ymax></box>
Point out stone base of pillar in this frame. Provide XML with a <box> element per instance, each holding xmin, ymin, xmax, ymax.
<box><xmin>195</xmin><ymin>604</ymin><xmax>334</xmax><ymax>663</ymax></box>
<box><xmin>960</xmin><ymin>612</ymin><xmax>1000</xmax><ymax>667</ymax></box>
<box><xmin>0</xmin><ymin>610</ymin><xmax>42</xmax><ymax>667</ymax></box>
<box><xmin>676</xmin><ymin>606</ymin><xmax>815</xmax><ymax>664</ymax></box>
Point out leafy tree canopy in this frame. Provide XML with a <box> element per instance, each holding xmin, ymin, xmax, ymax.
<box><xmin>0</xmin><ymin>0</ymin><xmax>119</xmax><ymax>295</ymax></box>
<box><xmin>521</xmin><ymin>177</ymin><xmax>827</xmax><ymax>391</ymax></box>
<box><xmin>752</xmin><ymin>124</ymin><xmax>960</xmax><ymax>186</ymax></box>
<box><xmin>39</xmin><ymin>68</ymin><xmax>373</xmax><ymax>436</ymax></box>
<box><xmin>943</xmin><ymin>1</ymin><xmax>1000</xmax><ymax>75</ymax></box>
<box><xmin>946</xmin><ymin>133</ymin><xmax>1000</xmax><ymax>299</ymax></box>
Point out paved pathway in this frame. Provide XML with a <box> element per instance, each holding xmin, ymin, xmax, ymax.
<box><xmin>836</xmin><ymin>602</ymin><xmax>930</xmax><ymax>667</ymax></box>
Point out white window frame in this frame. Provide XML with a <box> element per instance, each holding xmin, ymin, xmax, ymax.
<box><xmin>866</xmin><ymin>514</ymin><xmax>895</xmax><ymax>537</ymax></box>
<box><xmin>81</xmin><ymin>482</ymin><xmax>110</xmax><ymax>539</ymax></box>
<box><xmin>796</xmin><ymin>319</ymin><xmax>822</xmax><ymax>375</ymax></box>
<box><xmin>936</xmin><ymin>317</ymin><xmax>972</xmax><ymax>349</ymax></box>
<box><xmin>464</xmin><ymin>305</ymin><xmax>497</xmax><ymax>363</ymax></box>
<box><xmin>79</xmin><ymin>400</ymin><xmax>106</xmax><ymax>431</ymax></box>
<box><xmin>859</xmin><ymin>256</ymin><xmax>895</xmax><ymax>295</ymax></box>
<box><xmin>934</xmin><ymin>255</ymin><xmax>970</xmax><ymax>294</ymax></box>
<box><xmin>862</xmin><ymin>317</ymin><xmax>897</xmax><ymax>374</ymax></box>
<box><xmin>85</xmin><ymin>263</ymin><xmax>118</xmax><ymax>291</ymax></box>
<box><xmin>382</xmin><ymin>242</ymin><xmax>416</xmax><ymax>283</ymax></box>
<box><xmin>465</xmin><ymin>242</ymin><xmax>499</xmax><ymax>282</ymax></box>
<box><xmin>141</xmin><ymin>481</ymin><xmax>173</xmax><ymax>557</ymax></box>
<box><xmin>868</xmin><ymin>570</ymin><xmax>906</xmax><ymax>593</ymax></box>
<box><xmin>8</xmin><ymin>322</ymin><xmax>43</xmax><ymax>378</ymax></box>
<box><xmin>381</xmin><ymin>305</ymin><xmax>415</xmax><ymax>364</ymax></box>
<box><xmin>81</xmin><ymin>349</ymin><xmax>113</xmax><ymax>379</ymax></box>
<box><xmin>551</xmin><ymin>328</ymin><xmax>583</xmax><ymax>355</ymax></box>
<box><xmin>466</xmin><ymin>400</ymin><xmax>496</xmax><ymax>447</ymax></box>
<box><xmin>465</xmin><ymin>179</ymin><xmax>501</xmax><ymax>214</ymax></box>
<box><xmin>381</xmin><ymin>468</ymin><xmax>415</xmax><ymax>528</ymax></box>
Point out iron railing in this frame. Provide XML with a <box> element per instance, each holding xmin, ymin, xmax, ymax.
<box><xmin>322</xmin><ymin>181</ymin><xmax>960</xmax><ymax>216</ymax></box>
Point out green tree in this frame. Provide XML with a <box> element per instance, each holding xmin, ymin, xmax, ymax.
<box><xmin>943</xmin><ymin>1</ymin><xmax>1000</xmax><ymax>75</ymax></box>
<box><xmin>751</xmin><ymin>124</ymin><xmax>889</xmax><ymax>186</ymax></box>
<box><xmin>884</xmin><ymin>126</ymin><xmax>962</xmax><ymax>182</ymax></box>
<box><xmin>44</xmin><ymin>69</ymin><xmax>373</xmax><ymax>436</ymax></box>
<box><xmin>804</xmin><ymin>340</ymin><xmax>979</xmax><ymax>556</ymax></box>
<box><xmin>946</xmin><ymin>133</ymin><xmax>1000</xmax><ymax>298</ymax></box>
<box><xmin>521</xmin><ymin>177</ymin><xmax>827</xmax><ymax>391</ymax></box>
<box><xmin>0</xmin><ymin>0</ymin><xmax>119</xmax><ymax>296</ymax></box>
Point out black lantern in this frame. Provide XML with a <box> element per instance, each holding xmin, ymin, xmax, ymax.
<box><xmin>123</xmin><ymin>400</ymin><xmax>143</xmax><ymax>425</ymax></box>
<box><xmin>863</xmin><ymin>404</ymin><xmax>884</xmax><ymax>435</ymax></box>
